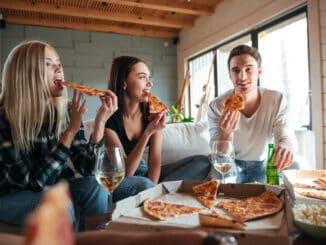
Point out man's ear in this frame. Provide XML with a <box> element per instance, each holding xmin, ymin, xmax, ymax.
<box><xmin>258</xmin><ymin>67</ymin><xmax>263</xmax><ymax>77</ymax></box>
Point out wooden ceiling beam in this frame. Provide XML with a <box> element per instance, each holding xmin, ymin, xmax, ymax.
<box><xmin>4</xmin><ymin>16</ymin><xmax>179</xmax><ymax>38</ymax></box>
<box><xmin>98</xmin><ymin>0</ymin><xmax>214</xmax><ymax>16</ymax></box>
<box><xmin>0</xmin><ymin>0</ymin><xmax>193</xmax><ymax>28</ymax></box>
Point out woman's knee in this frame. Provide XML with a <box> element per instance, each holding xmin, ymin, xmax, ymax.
<box><xmin>134</xmin><ymin>176</ymin><xmax>155</xmax><ymax>191</ymax></box>
<box><xmin>112</xmin><ymin>176</ymin><xmax>154</xmax><ymax>202</ymax></box>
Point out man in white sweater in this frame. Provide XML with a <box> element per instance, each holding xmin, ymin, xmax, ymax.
<box><xmin>208</xmin><ymin>45</ymin><xmax>295</xmax><ymax>183</ymax></box>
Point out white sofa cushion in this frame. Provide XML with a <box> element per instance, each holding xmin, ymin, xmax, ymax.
<box><xmin>84</xmin><ymin>119</ymin><xmax>210</xmax><ymax>166</ymax></box>
<box><xmin>159</xmin><ymin>121</ymin><xmax>210</xmax><ymax>165</ymax></box>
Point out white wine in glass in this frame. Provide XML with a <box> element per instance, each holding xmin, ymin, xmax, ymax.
<box><xmin>94</xmin><ymin>146</ymin><xmax>125</xmax><ymax>230</ymax></box>
<box><xmin>211</xmin><ymin>140</ymin><xmax>237</xmax><ymax>184</ymax></box>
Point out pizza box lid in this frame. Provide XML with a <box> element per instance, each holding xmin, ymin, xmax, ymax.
<box><xmin>108</xmin><ymin>181</ymin><xmax>294</xmax><ymax>245</ymax></box>
<box><xmin>283</xmin><ymin>169</ymin><xmax>326</xmax><ymax>205</ymax></box>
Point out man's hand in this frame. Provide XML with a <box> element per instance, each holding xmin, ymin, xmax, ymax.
<box><xmin>218</xmin><ymin>110</ymin><xmax>240</xmax><ymax>140</ymax></box>
<box><xmin>274</xmin><ymin>141</ymin><xmax>294</xmax><ymax>170</ymax></box>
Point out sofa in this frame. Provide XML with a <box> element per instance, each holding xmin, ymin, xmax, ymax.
<box><xmin>84</xmin><ymin>120</ymin><xmax>211</xmax><ymax>167</ymax></box>
<box><xmin>84</xmin><ymin>119</ymin><xmax>314</xmax><ymax>169</ymax></box>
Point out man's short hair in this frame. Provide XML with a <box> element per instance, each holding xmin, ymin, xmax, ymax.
<box><xmin>227</xmin><ymin>45</ymin><xmax>262</xmax><ymax>70</ymax></box>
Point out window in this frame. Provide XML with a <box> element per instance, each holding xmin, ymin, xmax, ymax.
<box><xmin>258</xmin><ymin>13</ymin><xmax>309</xmax><ymax>129</ymax></box>
<box><xmin>187</xmin><ymin>6</ymin><xmax>310</xmax><ymax>130</ymax></box>
<box><xmin>189</xmin><ymin>52</ymin><xmax>215</xmax><ymax>122</ymax></box>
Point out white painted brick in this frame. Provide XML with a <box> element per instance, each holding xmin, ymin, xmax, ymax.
<box><xmin>152</xmin><ymin>64</ymin><xmax>177</xmax><ymax>78</ymax></box>
<box><xmin>1</xmin><ymin>24</ymin><xmax>24</xmax><ymax>38</ymax></box>
<box><xmin>72</xmin><ymin>31</ymin><xmax>90</xmax><ymax>42</ymax></box>
<box><xmin>161</xmin><ymin>55</ymin><xmax>177</xmax><ymax>65</ymax></box>
<box><xmin>56</xmin><ymin>48</ymin><xmax>75</xmax><ymax>67</ymax></box>
<box><xmin>74</xmin><ymin>54</ymin><xmax>103</xmax><ymax>68</ymax></box>
<box><xmin>25</xmin><ymin>26</ymin><xmax>73</xmax><ymax>48</ymax></box>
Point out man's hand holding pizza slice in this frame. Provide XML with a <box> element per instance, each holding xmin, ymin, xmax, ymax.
<box><xmin>218</xmin><ymin>91</ymin><xmax>244</xmax><ymax>140</ymax></box>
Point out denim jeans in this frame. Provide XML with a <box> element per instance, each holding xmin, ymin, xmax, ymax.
<box><xmin>159</xmin><ymin>155</ymin><xmax>211</xmax><ymax>182</ymax></box>
<box><xmin>112</xmin><ymin>159</ymin><xmax>154</xmax><ymax>203</ymax></box>
<box><xmin>0</xmin><ymin>176</ymin><xmax>108</xmax><ymax>231</ymax></box>
<box><xmin>235</xmin><ymin>160</ymin><xmax>266</xmax><ymax>183</ymax></box>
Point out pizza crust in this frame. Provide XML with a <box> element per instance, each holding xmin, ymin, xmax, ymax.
<box><xmin>294</xmin><ymin>187</ymin><xmax>326</xmax><ymax>200</ymax></box>
<box><xmin>199</xmin><ymin>212</ymin><xmax>245</xmax><ymax>230</ymax></box>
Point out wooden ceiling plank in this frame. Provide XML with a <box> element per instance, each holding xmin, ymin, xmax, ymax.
<box><xmin>0</xmin><ymin>0</ymin><xmax>193</xmax><ymax>28</ymax></box>
<box><xmin>97</xmin><ymin>0</ymin><xmax>214</xmax><ymax>16</ymax></box>
<box><xmin>4</xmin><ymin>15</ymin><xmax>179</xmax><ymax>38</ymax></box>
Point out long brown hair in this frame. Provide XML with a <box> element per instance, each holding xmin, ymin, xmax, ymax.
<box><xmin>0</xmin><ymin>40</ymin><xmax>68</xmax><ymax>152</ymax></box>
<box><xmin>108</xmin><ymin>56</ymin><xmax>148</xmax><ymax>114</ymax></box>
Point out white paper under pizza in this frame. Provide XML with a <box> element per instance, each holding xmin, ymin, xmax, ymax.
<box><xmin>118</xmin><ymin>192</ymin><xmax>283</xmax><ymax>230</ymax></box>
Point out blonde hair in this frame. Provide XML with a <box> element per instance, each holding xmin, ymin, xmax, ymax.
<box><xmin>0</xmin><ymin>40</ymin><xmax>69</xmax><ymax>152</ymax></box>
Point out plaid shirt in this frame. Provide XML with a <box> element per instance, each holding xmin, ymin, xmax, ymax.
<box><xmin>0</xmin><ymin>111</ymin><xmax>103</xmax><ymax>196</ymax></box>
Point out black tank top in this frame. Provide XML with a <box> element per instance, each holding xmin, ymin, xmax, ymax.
<box><xmin>105</xmin><ymin>104</ymin><xmax>150</xmax><ymax>155</ymax></box>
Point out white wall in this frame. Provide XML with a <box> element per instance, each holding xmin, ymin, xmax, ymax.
<box><xmin>177</xmin><ymin>0</ymin><xmax>326</xmax><ymax>169</ymax></box>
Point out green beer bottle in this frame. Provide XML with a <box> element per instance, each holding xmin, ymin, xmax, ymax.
<box><xmin>265</xmin><ymin>143</ymin><xmax>279</xmax><ymax>185</ymax></box>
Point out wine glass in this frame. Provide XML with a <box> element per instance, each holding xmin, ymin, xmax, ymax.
<box><xmin>210</xmin><ymin>140</ymin><xmax>237</xmax><ymax>184</ymax></box>
<box><xmin>94</xmin><ymin>146</ymin><xmax>125</xmax><ymax>230</ymax></box>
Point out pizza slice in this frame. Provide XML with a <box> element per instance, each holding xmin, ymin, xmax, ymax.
<box><xmin>216</xmin><ymin>191</ymin><xmax>284</xmax><ymax>222</ymax></box>
<box><xmin>199</xmin><ymin>211</ymin><xmax>245</xmax><ymax>230</ymax></box>
<box><xmin>143</xmin><ymin>199</ymin><xmax>206</xmax><ymax>220</ymax></box>
<box><xmin>59</xmin><ymin>81</ymin><xmax>108</xmax><ymax>96</ymax></box>
<box><xmin>192</xmin><ymin>180</ymin><xmax>220</xmax><ymax>208</ymax></box>
<box><xmin>224</xmin><ymin>92</ymin><xmax>244</xmax><ymax>111</ymax></box>
<box><xmin>314</xmin><ymin>177</ymin><xmax>326</xmax><ymax>187</ymax></box>
<box><xmin>147</xmin><ymin>93</ymin><xmax>169</xmax><ymax>114</ymax></box>
<box><xmin>25</xmin><ymin>182</ymin><xmax>74</xmax><ymax>245</ymax></box>
<box><xmin>294</xmin><ymin>187</ymin><xmax>326</xmax><ymax>200</ymax></box>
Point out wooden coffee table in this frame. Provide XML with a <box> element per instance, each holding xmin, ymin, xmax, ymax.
<box><xmin>85</xmin><ymin>213</ymin><xmax>111</xmax><ymax>231</ymax></box>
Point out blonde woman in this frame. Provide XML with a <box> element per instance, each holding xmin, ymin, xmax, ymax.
<box><xmin>0</xmin><ymin>40</ymin><xmax>117</xmax><ymax>231</ymax></box>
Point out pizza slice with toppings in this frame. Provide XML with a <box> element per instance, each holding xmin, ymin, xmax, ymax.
<box><xmin>143</xmin><ymin>199</ymin><xmax>206</xmax><ymax>220</ymax></box>
<box><xmin>192</xmin><ymin>180</ymin><xmax>220</xmax><ymax>208</ymax></box>
<box><xmin>199</xmin><ymin>211</ymin><xmax>245</xmax><ymax>230</ymax></box>
<box><xmin>314</xmin><ymin>176</ymin><xmax>326</xmax><ymax>187</ymax></box>
<box><xmin>216</xmin><ymin>191</ymin><xmax>284</xmax><ymax>222</ymax></box>
<box><xmin>59</xmin><ymin>81</ymin><xmax>108</xmax><ymax>96</ymax></box>
<box><xmin>224</xmin><ymin>92</ymin><xmax>244</xmax><ymax>111</ymax></box>
<box><xmin>294</xmin><ymin>187</ymin><xmax>326</xmax><ymax>200</ymax></box>
<box><xmin>147</xmin><ymin>93</ymin><xmax>169</xmax><ymax>114</ymax></box>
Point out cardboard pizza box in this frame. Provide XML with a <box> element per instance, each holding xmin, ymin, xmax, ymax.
<box><xmin>108</xmin><ymin>181</ymin><xmax>295</xmax><ymax>245</ymax></box>
<box><xmin>283</xmin><ymin>169</ymin><xmax>326</xmax><ymax>205</ymax></box>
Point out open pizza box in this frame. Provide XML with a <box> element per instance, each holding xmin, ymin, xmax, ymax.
<box><xmin>283</xmin><ymin>169</ymin><xmax>326</xmax><ymax>205</ymax></box>
<box><xmin>108</xmin><ymin>181</ymin><xmax>295</xmax><ymax>245</ymax></box>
